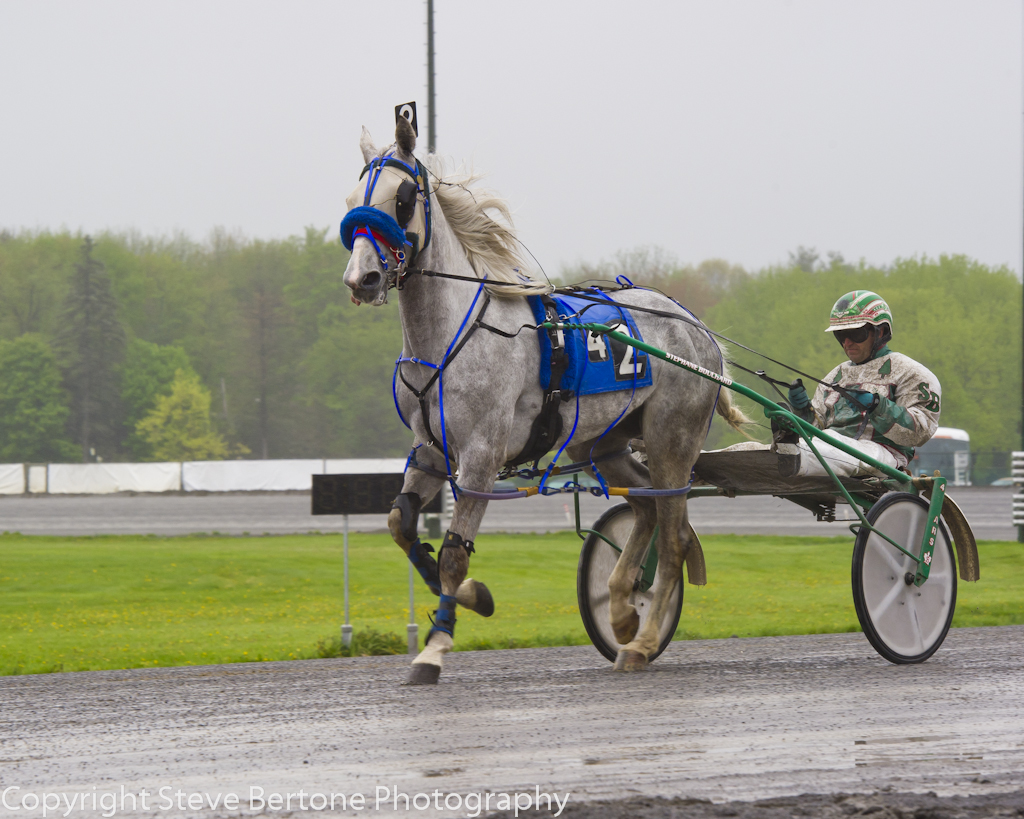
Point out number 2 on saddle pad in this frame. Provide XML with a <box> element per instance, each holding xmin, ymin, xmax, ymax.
<box><xmin>587</xmin><ymin>321</ymin><xmax>648</xmax><ymax>380</ymax></box>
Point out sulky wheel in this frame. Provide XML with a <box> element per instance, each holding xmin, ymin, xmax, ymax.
<box><xmin>577</xmin><ymin>503</ymin><xmax>683</xmax><ymax>663</ymax></box>
<box><xmin>851</xmin><ymin>492</ymin><xmax>957</xmax><ymax>664</ymax></box>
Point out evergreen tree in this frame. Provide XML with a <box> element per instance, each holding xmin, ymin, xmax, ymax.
<box><xmin>227</xmin><ymin>240</ymin><xmax>296</xmax><ymax>459</ymax></box>
<box><xmin>54</xmin><ymin>237</ymin><xmax>126</xmax><ymax>461</ymax></box>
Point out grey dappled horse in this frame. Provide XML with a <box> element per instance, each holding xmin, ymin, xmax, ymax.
<box><xmin>342</xmin><ymin>116</ymin><xmax>748</xmax><ymax>684</ymax></box>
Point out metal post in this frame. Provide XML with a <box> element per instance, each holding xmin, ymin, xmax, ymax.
<box><xmin>341</xmin><ymin>514</ymin><xmax>353</xmax><ymax>649</ymax></box>
<box><xmin>426</xmin><ymin>0</ymin><xmax>436</xmax><ymax>154</ymax></box>
<box><xmin>407</xmin><ymin>563</ymin><xmax>418</xmax><ymax>654</ymax></box>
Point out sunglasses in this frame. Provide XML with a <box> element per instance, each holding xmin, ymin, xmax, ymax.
<box><xmin>834</xmin><ymin>326</ymin><xmax>873</xmax><ymax>345</ymax></box>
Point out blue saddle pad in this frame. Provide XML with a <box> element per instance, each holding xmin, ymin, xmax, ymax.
<box><xmin>528</xmin><ymin>293</ymin><xmax>654</xmax><ymax>396</ymax></box>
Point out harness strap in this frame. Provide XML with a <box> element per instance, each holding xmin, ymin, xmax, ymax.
<box><xmin>395</xmin><ymin>289</ymin><xmax>494</xmax><ymax>450</ymax></box>
<box><xmin>351</xmin><ymin>225</ymin><xmax>405</xmax><ymax>272</ymax></box>
<box><xmin>570</xmin><ymin>289</ymin><xmax>645</xmax><ymax>495</ymax></box>
<box><xmin>394</xmin><ymin>285</ymin><xmax>502</xmax><ymax>494</ymax></box>
<box><xmin>541</xmin><ymin>296</ymin><xmax>571</xmax><ymax>398</ymax></box>
<box><xmin>406</xmin><ymin>446</ymin><xmax>633</xmax><ymax>484</ymax></box>
<box><xmin>556</xmin><ymin>287</ymin><xmax>861</xmax><ymax>400</ymax></box>
<box><xmin>475</xmin><ymin>320</ymin><xmax>521</xmax><ymax>339</ymax></box>
<box><xmin>507</xmin><ymin>395</ymin><xmax>564</xmax><ymax>467</ymax></box>
<box><xmin>503</xmin><ymin>294</ymin><xmax>576</xmax><ymax>468</ymax></box>
<box><xmin>405</xmin><ymin>446</ymin><xmax>449</xmax><ymax>481</ymax></box>
<box><xmin>452</xmin><ymin>478</ymin><xmax>696</xmax><ymax>501</ymax></box>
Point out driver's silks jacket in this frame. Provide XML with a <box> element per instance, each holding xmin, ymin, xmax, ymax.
<box><xmin>808</xmin><ymin>346</ymin><xmax>941</xmax><ymax>466</ymax></box>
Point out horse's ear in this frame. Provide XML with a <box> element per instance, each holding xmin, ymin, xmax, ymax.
<box><xmin>359</xmin><ymin>127</ymin><xmax>378</xmax><ymax>164</ymax></box>
<box><xmin>395</xmin><ymin>115</ymin><xmax>416</xmax><ymax>159</ymax></box>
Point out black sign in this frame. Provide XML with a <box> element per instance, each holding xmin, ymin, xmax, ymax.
<box><xmin>312</xmin><ymin>473</ymin><xmax>442</xmax><ymax>516</ymax></box>
<box><xmin>395</xmin><ymin>101</ymin><xmax>418</xmax><ymax>136</ymax></box>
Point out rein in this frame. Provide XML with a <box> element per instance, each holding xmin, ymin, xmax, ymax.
<box><xmin>403</xmin><ymin>268</ymin><xmax>851</xmax><ymax>400</ymax></box>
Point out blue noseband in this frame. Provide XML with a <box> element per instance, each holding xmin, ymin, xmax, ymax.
<box><xmin>340</xmin><ymin>207</ymin><xmax>409</xmax><ymax>252</ymax></box>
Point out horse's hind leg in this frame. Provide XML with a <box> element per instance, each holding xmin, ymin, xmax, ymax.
<box><xmin>575</xmin><ymin>447</ymin><xmax>656</xmax><ymax>645</ymax></box>
<box><xmin>614</xmin><ymin>439</ymin><xmax>696</xmax><ymax>671</ymax></box>
<box><xmin>607</xmin><ymin>498</ymin><xmax>656</xmax><ymax>644</ymax></box>
<box><xmin>388</xmin><ymin>445</ymin><xmax>494</xmax><ymax>617</ymax></box>
<box><xmin>614</xmin><ymin>494</ymin><xmax>689</xmax><ymax>671</ymax></box>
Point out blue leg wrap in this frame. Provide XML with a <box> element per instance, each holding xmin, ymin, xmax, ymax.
<box><xmin>408</xmin><ymin>538</ymin><xmax>441</xmax><ymax>596</ymax></box>
<box><xmin>428</xmin><ymin>593</ymin><xmax>458</xmax><ymax>640</ymax></box>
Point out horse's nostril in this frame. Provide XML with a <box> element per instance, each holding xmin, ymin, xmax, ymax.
<box><xmin>362</xmin><ymin>271</ymin><xmax>381</xmax><ymax>290</ymax></box>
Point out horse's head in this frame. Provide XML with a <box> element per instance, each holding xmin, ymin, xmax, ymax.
<box><xmin>341</xmin><ymin>116</ymin><xmax>432</xmax><ymax>305</ymax></box>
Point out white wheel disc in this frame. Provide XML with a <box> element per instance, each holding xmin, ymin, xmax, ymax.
<box><xmin>853</xmin><ymin>493</ymin><xmax>956</xmax><ymax>664</ymax></box>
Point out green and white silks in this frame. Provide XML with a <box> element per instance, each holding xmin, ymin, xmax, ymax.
<box><xmin>809</xmin><ymin>346</ymin><xmax>941</xmax><ymax>466</ymax></box>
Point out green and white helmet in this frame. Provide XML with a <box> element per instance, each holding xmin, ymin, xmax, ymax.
<box><xmin>825</xmin><ymin>290</ymin><xmax>893</xmax><ymax>336</ymax></box>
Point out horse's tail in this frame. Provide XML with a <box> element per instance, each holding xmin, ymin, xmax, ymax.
<box><xmin>715</xmin><ymin>377</ymin><xmax>757</xmax><ymax>437</ymax></box>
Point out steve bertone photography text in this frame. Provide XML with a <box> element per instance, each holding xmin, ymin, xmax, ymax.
<box><xmin>1</xmin><ymin>785</ymin><xmax>572</xmax><ymax>817</ymax></box>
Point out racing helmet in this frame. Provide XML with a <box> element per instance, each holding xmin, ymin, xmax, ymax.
<box><xmin>825</xmin><ymin>290</ymin><xmax>893</xmax><ymax>347</ymax></box>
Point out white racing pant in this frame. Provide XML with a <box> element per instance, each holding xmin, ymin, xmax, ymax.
<box><xmin>776</xmin><ymin>427</ymin><xmax>902</xmax><ymax>478</ymax></box>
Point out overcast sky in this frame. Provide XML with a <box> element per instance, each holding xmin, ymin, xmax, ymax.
<box><xmin>1</xmin><ymin>1</ymin><xmax>1021</xmax><ymax>276</ymax></box>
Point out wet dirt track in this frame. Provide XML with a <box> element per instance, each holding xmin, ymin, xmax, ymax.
<box><xmin>1</xmin><ymin>627</ymin><xmax>1022</xmax><ymax>818</ymax></box>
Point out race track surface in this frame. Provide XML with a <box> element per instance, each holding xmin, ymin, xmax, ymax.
<box><xmin>2</xmin><ymin>627</ymin><xmax>1022</xmax><ymax>818</ymax></box>
<box><xmin>0</xmin><ymin>486</ymin><xmax>1015</xmax><ymax>540</ymax></box>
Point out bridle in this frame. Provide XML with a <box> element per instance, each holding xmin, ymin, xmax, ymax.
<box><xmin>339</xmin><ymin>148</ymin><xmax>432</xmax><ymax>293</ymax></box>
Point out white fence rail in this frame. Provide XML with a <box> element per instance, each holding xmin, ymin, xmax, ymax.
<box><xmin>0</xmin><ymin>464</ymin><xmax>24</xmax><ymax>495</ymax></box>
<box><xmin>0</xmin><ymin>459</ymin><xmax>411</xmax><ymax>495</ymax></box>
<box><xmin>182</xmin><ymin>459</ymin><xmax>324</xmax><ymax>492</ymax></box>
<box><xmin>48</xmin><ymin>463</ymin><xmax>182</xmax><ymax>494</ymax></box>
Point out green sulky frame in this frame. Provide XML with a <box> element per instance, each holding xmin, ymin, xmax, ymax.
<box><xmin>550</xmin><ymin>321</ymin><xmax>957</xmax><ymax>588</ymax></box>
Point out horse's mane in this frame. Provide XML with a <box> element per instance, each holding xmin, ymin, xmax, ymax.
<box><xmin>423</xmin><ymin>155</ymin><xmax>552</xmax><ymax>298</ymax></box>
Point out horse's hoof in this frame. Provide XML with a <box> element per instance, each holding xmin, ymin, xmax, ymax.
<box><xmin>613</xmin><ymin>649</ymin><xmax>648</xmax><ymax>672</ymax></box>
<box><xmin>404</xmin><ymin>663</ymin><xmax>441</xmax><ymax>685</ymax></box>
<box><xmin>611</xmin><ymin>608</ymin><xmax>640</xmax><ymax>644</ymax></box>
<box><xmin>456</xmin><ymin>578</ymin><xmax>495</xmax><ymax>617</ymax></box>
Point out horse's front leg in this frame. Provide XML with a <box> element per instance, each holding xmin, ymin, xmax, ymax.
<box><xmin>406</xmin><ymin>454</ymin><xmax>496</xmax><ymax>685</ymax></box>
<box><xmin>388</xmin><ymin>445</ymin><xmax>495</xmax><ymax>620</ymax></box>
<box><xmin>388</xmin><ymin>444</ymin><xmax>446</xmax><ymax>597</ymax></box>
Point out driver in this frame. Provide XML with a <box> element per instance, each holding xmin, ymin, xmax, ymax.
<box><xmin>783</xmin><ymin>290</ymin><xmax>941</xmax><ymax>477</ymax></box>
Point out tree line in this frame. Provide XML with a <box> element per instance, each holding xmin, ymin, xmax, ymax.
<box><xmin>0</xmin><ymin>231</ymin><xmax>1019</xmax><ymax>462</ymax></box>
<box><xmin>0</xmin><ymin>228</ymin><xmax>407</xmax><ymax>462</ymax></box>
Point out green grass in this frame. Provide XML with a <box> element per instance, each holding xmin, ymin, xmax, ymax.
<box><xmin>1</xmin><ymin>531</ymin><xmax>1021</xmax><ymax>676</ymax></box>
